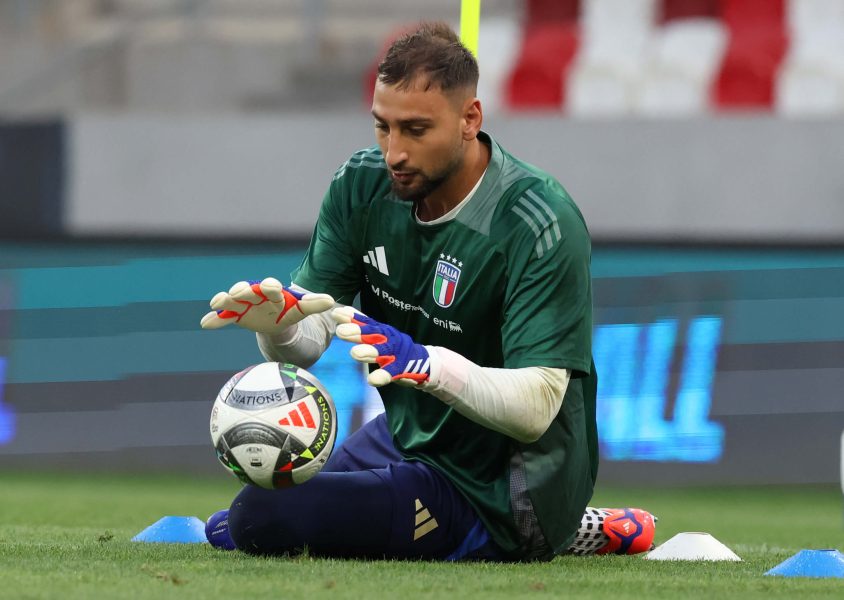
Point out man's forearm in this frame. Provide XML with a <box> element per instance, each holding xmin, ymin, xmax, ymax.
<box><xmin>256</xmin><ymin>308</ymin><xmax>336</xmax><ymax>368</ymax></box>
<box><xmin>424</xmin><ymin>346</ymin><xmax>570</xmax><ymax>443</ymax></box>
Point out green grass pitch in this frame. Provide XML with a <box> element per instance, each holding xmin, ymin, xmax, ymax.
<box><xmin>1</xmin><ymin>471</ymin><xmax>843</xmax><ymax>599</ymax></box>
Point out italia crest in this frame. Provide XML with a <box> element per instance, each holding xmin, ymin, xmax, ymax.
<box><xmin>433</xmin><ymin>256</ymin><xmax>461</xmax><ymax>308</ymax></box>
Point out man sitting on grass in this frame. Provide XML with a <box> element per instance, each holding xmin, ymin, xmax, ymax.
<box><xmin>202</xmin><ymin>22</ymin><xmax>655</xmax><ymax>561</ymax></box>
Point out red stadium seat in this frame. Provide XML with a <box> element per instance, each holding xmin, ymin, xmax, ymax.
<box><xmin>714</xmin><ymin>0</ymin><xmax>788</xmax><ymax>109</ymax></box>
<box><xmin>721</xmin><ymin>0</ymin><xmax>785</xmax><ymax>32</ymax></box>
<box><xmin>505</xmin><ymin>23</ymin><xmax>580</xmax><ymax>110</ymax></box>
<box><xmin>714</xmin><ymin>30</ymin><xmax>788</xmax><ymax>108</ymax></box>
<box><xmin>526</xmin><ymin>0</ymin><xmax>580</xmax><ymax>24</ymax></box>
<box><xmin>660</xmin><ymin>0</ymin><xmax>720</xmax><ymax>23</ymax></box>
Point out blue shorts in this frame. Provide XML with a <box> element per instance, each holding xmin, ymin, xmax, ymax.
<box><xmin>227</xmin><ymin>413</ymin><xmax>503</xmax><ymax>560</ymax></box>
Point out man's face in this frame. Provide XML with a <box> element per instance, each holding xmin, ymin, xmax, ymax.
<box><xmin>371</xmin><ymin>78</ymin><xmax>467</xmax><ymax>203</ymax></box>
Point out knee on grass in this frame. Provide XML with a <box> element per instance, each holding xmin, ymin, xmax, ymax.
<box><xmin>227</xmin><ymin>486</ymin><xmax>301</xmax><ymax>555</ymax></box>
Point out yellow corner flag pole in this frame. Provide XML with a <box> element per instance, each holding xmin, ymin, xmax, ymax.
<box><xmin>460</xmin><ymin>0</ymin><xmax>481</xmax><ymax>58</ymax></box>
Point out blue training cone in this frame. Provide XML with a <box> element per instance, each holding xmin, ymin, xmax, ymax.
<box><xmin>131</xmin><ymin>516</ymin><xmax>208</xmax><ymax>544</ymax></box>
<box><xmin>764</xmin><ymin>549</ymin><xmax>844</xmax><ymax>578</ymax></box>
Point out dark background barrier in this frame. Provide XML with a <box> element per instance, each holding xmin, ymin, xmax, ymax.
<box><xmin>1</xmin><ymin>241</ymin><xmax>841</xmax><ymax>485</ymax></box>
<box><xmin>0</xmin><ymin>121</ymin><xmax>64</xmax><ymax>238</ymax></box>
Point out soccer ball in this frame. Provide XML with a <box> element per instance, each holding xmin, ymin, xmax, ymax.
<box><xmin>596</xmin><ymin>508</ymin><xmax>656</xmax><ymax>555</ymax></box>
<box><xmin>210</xmin><ymin>362</ymin><xmax>337</xmax><ymax>489</ymax></box>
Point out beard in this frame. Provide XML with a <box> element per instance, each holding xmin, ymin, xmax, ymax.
<box><xmin>390</xmin><ymin>152</ymin><xmax>463</xmax><ymax>204</ymax></box>
<box><xmin>390</xmin><ymin>171</ymin><xmax>446</xmax><ymax>203</ymax></box>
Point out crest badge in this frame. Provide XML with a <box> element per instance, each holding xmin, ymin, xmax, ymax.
<box><xmin>433</xmin><ymin>257</ymin><xmax>461</xmax><ymax>308</ymax></box>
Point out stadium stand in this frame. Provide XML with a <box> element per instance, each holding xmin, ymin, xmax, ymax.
<box><xmin>0</xmin><ymin>0</ymin><xmax>521</xmax><ymax>114</ymax></box>
<box><xmin>713</xmin><ymin>0</ymin><xmax>789</xmax><ymax>109</ymax></box>
<box><xmin>524</xmin><ymin>0</ymin><xmax>580</xmax><ymax>23</ymax></box>
<box><xmin>504</xmin><ymin>0</ymin><xmax>844</xmax><ymax>116</ymax></box>
<box><xmin>505</xmin><ymin>22</ymin><xmax>581</xmax><ymax>110</ymax></box>
<box><xmin>4</xmin><ymin>0</ymin><xmax>844</xmax><ymax>116</ymax></box>
<box><xmin>476</xmin><ymin>17</ymin><xmax>523</xmax><ymax>114</ymax></box>
<box><xmin>777</xmin><ymin>0</ymin><xmax>844</xmax><ymax>115</ymax></box>
<box><xmin>566</xmin><ymin>0</ymin><xmax>657</xmax><ymax>116</ymax></box>
<box><xmin>635</xmin><ymin>16</ymin><xmax>727</xmax><ymax>116</ymax></box>
<box><xmin>659</xmin><ymin>0</ymin><xmax>720</xmax><ymax>22</ymax></box>
<box><xmin>503</xmin><ymin>0</ymin><xmax>578</xmax><ymax>110</ymax></box>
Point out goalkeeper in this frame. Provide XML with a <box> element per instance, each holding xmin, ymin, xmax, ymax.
<box><xmin>202</xmin><ymin>22</ymin><xmax>655</xmax><ymax>561</ymax></box>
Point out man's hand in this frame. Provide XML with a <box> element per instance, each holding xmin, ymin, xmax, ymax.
<box><xmin>332</xmin><ymin>307</ymin><xmax>431</xmax><ymax>387</ymax></box>
<box><xmin>201</xmin><ymin>277</ymin><xmax>334</xmax><ymax>334</ymax></box>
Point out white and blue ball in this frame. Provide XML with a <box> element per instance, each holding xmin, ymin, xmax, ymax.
<box><xmin>210</xmin><ymin>362</ymin><xmax>336</xmax><ymax>489</ymax></box>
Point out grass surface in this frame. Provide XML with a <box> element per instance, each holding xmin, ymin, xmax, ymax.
<box><xmin>1</xmin><ymin>471</ymin><xmax>843</xmax><ymax>599</ymax></box>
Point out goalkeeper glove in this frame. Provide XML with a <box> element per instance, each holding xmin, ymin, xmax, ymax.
<box><xmin>200</xmin><ymin>277</ymin><xmax>334</xmax><ymax>334</ymax></box>
<box><xmin>332</xmin><ymin>307</ymin><xmax>432</xmax><ymax>387</ymax></box>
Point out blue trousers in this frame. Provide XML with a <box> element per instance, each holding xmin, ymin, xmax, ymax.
<box><xmin>227</xmin><ymin>413</ymin><xmax>501</xmax><ymax>560</ymax></box>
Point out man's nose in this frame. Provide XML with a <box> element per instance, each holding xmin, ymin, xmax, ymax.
<box><xmin>385</xmin><ymin>134</ymin><xmax>408</xmax><ymax>168</ymax></box>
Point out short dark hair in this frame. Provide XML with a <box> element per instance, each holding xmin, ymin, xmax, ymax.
<box><xmin>377</xmin><ymin>22</ymin><xmax>479</xmax><ymax>94</ymax></box>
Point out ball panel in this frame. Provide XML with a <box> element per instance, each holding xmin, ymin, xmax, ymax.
<box><xmin>210</xmin><ymin>397</ymin><xmax>249</xmax><ymax>445</ymax></box>
<box><xmin>214</xmin><ymin>436</ymin><xmax>252</xmax><ymax>486</ymax></box>
<box><xmin>305</xmin><ymin>387</ymin><xmax>336</xmax><ymax>461</ymax></box>
<box><xmin>222</xmin><ymin>363</ymin><xmax>312</xmax><ymax>411</ymax></box>
<box><xmin>278</xmin><ymin>365</ymin><xmax>319</xmax><ymax>405</ymax></box>
<box><xmin>260</xmin><ymin>396</ymin><xmax>323</xmax><ymax>446</ymax></box>
<box><xmin>222</xmin><ymin>420</ymin><xmax>288</xmax><ymax>449</ymax></box>
<box><xmin>271</xmin><ymin>470</ymin><xmax>294</xmax><ymax>488</ymax></box>
<box><xmin>236</xmin><ymin>361</ymin><xmax>283</xmax><ymax>390</ymax></box>
<box><xmin>215</xmin><ymin>364</ymin><xmax>257</xmax><ymax>404</ymax></box>
<box><xmin>230</xmin><ymin>443</ymin><xmax>282</xmax><ymax>489</ymax></box>
<box><xmin>290</xmin><ymin>453</ymin><xmax>328</xmax><ymax>485</ymax></box>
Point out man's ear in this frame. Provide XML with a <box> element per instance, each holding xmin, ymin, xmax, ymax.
<box><xmin>462</xmin><ymin>97</ymin><xmax>483</xmax><ymax>141</ymax></box>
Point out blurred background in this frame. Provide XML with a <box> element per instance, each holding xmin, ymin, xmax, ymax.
<box><xmin>0</xmin><ymin>0</ymin><xmax>843</xmax><ymax>489</ymax></box>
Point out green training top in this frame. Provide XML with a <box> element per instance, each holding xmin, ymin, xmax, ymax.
<box><xmin>292</xmin><ymin>132</ymin><xmax>598</xmax><ymax>559</ymax></box>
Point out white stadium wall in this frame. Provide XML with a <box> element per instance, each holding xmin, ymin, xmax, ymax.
<box><xmin>68</xmin><ymin>114</ymin><xmax>844</xmax><ymax>243</ymax></box>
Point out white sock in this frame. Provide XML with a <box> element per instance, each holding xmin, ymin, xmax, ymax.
<box><xmin>566</xmin><ymin>507</ymin><xmax>611</xmax><ymax>556</ymax></box>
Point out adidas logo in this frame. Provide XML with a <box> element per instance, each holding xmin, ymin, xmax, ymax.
<box><xmin>413</xmin><ymin>498</ymin><xmax>439</xmax><ymax>541</ymax></box>
<box><xmin>362</xmin><ymin>246</ymin><xmax>389</xmax><ymax>275</ymax></box>
<box><xmin>278</xmin><ymin>401</ymin><xmax>316</xmax><ymax>429</ymax></box>
<box><xmin>403</xmin><ymin>358</ymin><xmax>430</xmax><ymax>377</ymax></box>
